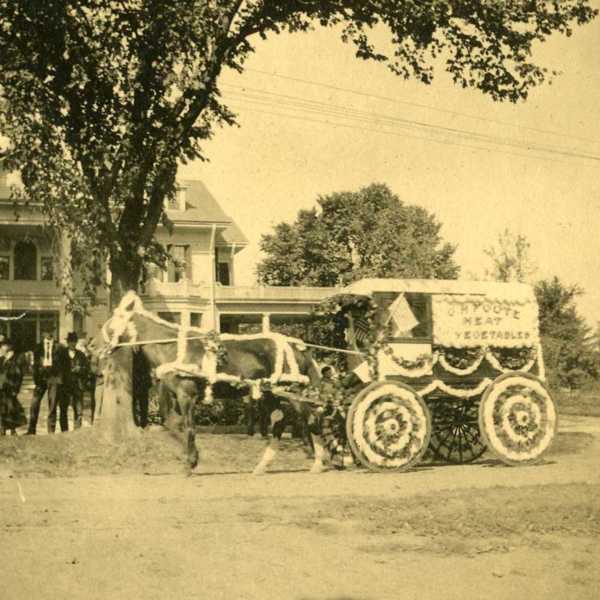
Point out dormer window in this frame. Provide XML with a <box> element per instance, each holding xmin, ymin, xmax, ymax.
<box><xmin>165</xmin><ymin>187</ymin><xmax>187</xmax><ymax>211</ymax></box>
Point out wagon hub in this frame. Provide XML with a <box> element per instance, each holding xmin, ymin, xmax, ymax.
<box><xmin>383</xmin><ymin>418</ymin><xmax>401</xmax><ymax>436</ymax></box>
<box><xmin>515</xmin><ymin>410</ymin><xmax>531</xmax><ymax>427</ymax></box>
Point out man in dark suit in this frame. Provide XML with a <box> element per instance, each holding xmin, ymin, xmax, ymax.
<box><xmin>61</xmin><ymin>331</ymin><xmax>89</xmax><ymax>431</ymax></box>
<box><xmin>27</xmin><ymin>327</ymin><xmax>66</xmax><ymax>434</ymax></box>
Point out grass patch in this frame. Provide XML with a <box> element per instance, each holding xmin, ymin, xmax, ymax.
<box><xmin>0</xmin><ymin>430</ymin><xmax>309</xmax><ymax>477</ymax></box>
<box><xmin>547</xmin><ymin>431</ymin><xmax>595</xmax><ymax>456</ymax></box>
<box><xmin>554</xmin><ymin>388</ymin><xmax>600</xmax><ymax>417</ymax></box>
<box><xmin>297</xmin><ymin>483</ymin><xmax>600</xmax><ymax>541</ymax></box>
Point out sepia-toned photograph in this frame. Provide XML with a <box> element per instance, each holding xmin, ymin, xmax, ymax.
<box><xmin>0</xmin><ymin>2</ymin><xmax>599</xmax><ymax>599</ymax></box>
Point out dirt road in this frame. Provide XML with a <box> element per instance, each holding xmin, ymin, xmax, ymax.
<box><xmin>1</xmin><ymin>416</ymin><xmax>599</xmax><ymax>600</ymax></box>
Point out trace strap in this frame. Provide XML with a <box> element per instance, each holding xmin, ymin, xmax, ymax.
<box><xmin>111</xmin><ymin>335</ymin><xmax>209</xmax><ymax>348</ymax></box>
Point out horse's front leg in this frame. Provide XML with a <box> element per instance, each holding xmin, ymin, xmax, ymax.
<box><xmin>308</xmin><ymin>405</ymin><xmax>330</xmax><ymax>473</ymax></box>
<box><xmin>252</xmin><ymin>399</ymin><xmax>285</xmax><ymax>476</ymax></box>
<box><xmin>252</xmin><ymin>437</ymin><xmax>279</xmax><ymax>476</ymax></box>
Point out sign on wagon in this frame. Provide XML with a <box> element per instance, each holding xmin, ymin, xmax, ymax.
<box><xmin>433</xmin><ymin>294</ymin><xmax>540</xmax><ymax>348</ymax></box>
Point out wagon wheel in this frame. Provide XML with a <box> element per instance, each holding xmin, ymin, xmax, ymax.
<box><xmin>428</xmin><ymin>398</ymin><xmax>487</xmax><ymax>464</ymax></box>
<box><xmin>346</xmin><ymin>382</ymin><xmax>431</xmax><ymax>472</ymax></box>
<box><xmin>478</xmin><ymin>372</ymin><xmax>558</xmax><ymax>465</ymax></box>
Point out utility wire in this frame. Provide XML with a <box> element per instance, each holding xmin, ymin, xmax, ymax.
<box><xmin>225</xmin><ymin>100</ymin><xmax>568</xmax><ymax>165</ymax></box>
<box><xmin>223</xmin><ymin>87</ymin><xmax>600</xmax><ymax>163</ymax></box>
<box><xmin>244</xmin><ymin>67</ymin><xmax>600</xmax><ymax>146</ymax></box>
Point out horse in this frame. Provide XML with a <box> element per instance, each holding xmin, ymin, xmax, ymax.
<box><xmin>102</xmin><ymin>291</ymin><xmax>330</xmax><ymax>475</ymax></box>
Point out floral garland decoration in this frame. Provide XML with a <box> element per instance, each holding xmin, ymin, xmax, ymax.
<box><xmin>486</xmin><ymin>346</ymin><xmax>537</xmax><ymax>371</ymax></box>
<box><xmin>435</xmin><ymin>346</ymin><xmax>485</xmax><ymax>370</ymax></box>
<box><xmin>435</xmin><ymin>351</ymin><xmax>485</xmax><ymax>376</ymax></box>
<box><xmin>382</xmin><ymin>347</ymin><xmax>431</xmax><ymax>370</ymax></box>
<box><xmin>311</xmin><ymin>292</ymin><xmax>382</xmax><ymax>379</ymax></box>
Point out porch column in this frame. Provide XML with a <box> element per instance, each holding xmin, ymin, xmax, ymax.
<box><xmin>262</xmin><ymin>313</ymin><xmax>271</xmax><ymax>334</ymax></box>
<box><xmin>180</xmin><ymin>310</ymin><xmax>191</xmax><ymax>328</ymax></box>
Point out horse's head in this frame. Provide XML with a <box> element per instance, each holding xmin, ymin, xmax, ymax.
<box><xmin>101</xmin><ymin>291</ymin><xmax>144</xmax><ymax>352</ymax></box>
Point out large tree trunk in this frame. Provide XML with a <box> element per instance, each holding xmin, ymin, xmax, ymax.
<box><xmin>95</xmin><ymin>347</ymin><xmax>140</xmax><ymax>441</ymax></box>
<box><xmin>95</xmin><ymin>258</ymin><xmax>144</xmax><ymax>441</ymax></box>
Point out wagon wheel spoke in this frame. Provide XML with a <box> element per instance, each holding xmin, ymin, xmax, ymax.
<box><xmin>428</xmin><ymin>399</ymin><xmax>487</xmax><ymax>464</ymax></box>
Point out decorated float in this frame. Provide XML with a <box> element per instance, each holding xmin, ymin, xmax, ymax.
<box><xmin>314</xmin><ymin>278</ymin><xmax>557</xmax><ymax>471</ymax></box>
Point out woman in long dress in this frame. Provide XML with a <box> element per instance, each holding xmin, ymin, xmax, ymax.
<box><xmin>0</xmin><ymin>338</ymin><xmax>27</xmax><ymax>435</ymax></box>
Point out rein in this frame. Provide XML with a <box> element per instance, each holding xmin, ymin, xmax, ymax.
<box><xmin>109</xmin><ymin>335</ymin><xmax>209</xmax><ymax>349</ymax></box>
<box><xmin>288</xmin><ymin>340</ymin><xmax>365</xmax><ymax>357</ymax></box>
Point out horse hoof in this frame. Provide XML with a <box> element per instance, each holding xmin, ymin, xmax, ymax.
<box><xmin>252</xmin><ymin>466</ymin><xmax>267</xmax><ymax>476</ymax></box>
<box><xmin>309</xmin><ymin>463</ymin><xmax>326</xmax><ymax>474</ymax></box>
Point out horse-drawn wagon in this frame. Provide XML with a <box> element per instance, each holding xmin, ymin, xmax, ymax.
<box><xmin>102</xmin><ymin>278</ymin><xmax>557</xmax><ymax>475</ymax></box>
<box><xmin>318</xmin><ymin>278</ymin><xmax>557</xmax><ymax>472</ymax></box>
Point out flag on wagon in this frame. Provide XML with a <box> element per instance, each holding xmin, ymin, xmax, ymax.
<box><xmin>353</xmin><ymin>316</ymin><xmax>371</xmax><ymax>345</ymax></box>
<box><xmin>352</xmin><ymin>360</ymin><xmax>372</xmax><ymax>383</ymax></box>
<box><xmin>386</xmin><ymin>294</ymin><xmax>418</xmax><ymax>336</ymax></box>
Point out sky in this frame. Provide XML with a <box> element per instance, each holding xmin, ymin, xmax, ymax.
<box><xmin>179</xmin><ymin>8</ymin><xmax>600</xmax><ymax>328</ymax></box>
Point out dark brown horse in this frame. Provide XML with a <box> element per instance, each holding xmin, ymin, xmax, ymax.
<box><xmin>102</xmin><ymin>292</ymin><xmax>326</xmax><ymax>474</ymax></box>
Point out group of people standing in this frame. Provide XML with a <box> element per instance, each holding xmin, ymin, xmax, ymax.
<box><xmin>0</xmin><ymin>328</ymin><xmax>98</xmax><ymax>435</ymax></box>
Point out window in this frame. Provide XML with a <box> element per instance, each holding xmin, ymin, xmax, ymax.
<box><xmin>0</xmin><ymin>256</ymin><xmax>8</xmax><ymax>280</ymax></box>
<box><xmin>166</xmin><ymin>245</ymin><xmax>190</xmax><ymax>283</ymax></box>
<box><xmin>166</xmin><ymin>188</ymin><xmax>186</xmax><ymax>211</ymax></box>
<box><xmin>166</xmin><ymin>195</ymin><xmax>179</xmax><ymax>210</ymax></box>
<box><xmin>382</xmin><ymin>293</ymin><xmax>432</xmax><ymax>341</ymax></box>
<box><xmin>190</xmin><ymin>312</ymin><xmax>203</xmax><ymax>328</ymax></box>
<box><xmin>217</xmin><ymin>262</ymin><xmax>230</xmax><ymax>286</ymax></box>
<box><xmin>40</xmin><ymin>256</ymin><xmax>54</xmax><ymax>281</ymax></box>
<box><xmin>0</xmin><ymin>311</ymin><xmax>59</xmax><ymax>353</ymax></box>
<box><xmin>73</xmin><ymin>312</ymin><xmax>85</xmax><ymax>336</ymax></box>
<box><xmin>13</xmin><ymin>240</ymin><xmax>37</xmax><ymax>280</ymax></box>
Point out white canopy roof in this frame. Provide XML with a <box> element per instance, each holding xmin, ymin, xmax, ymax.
<box><xmin>341</xmin><ymin>278</ymin><xmax>536</xmax><ymax>303</ymax></box>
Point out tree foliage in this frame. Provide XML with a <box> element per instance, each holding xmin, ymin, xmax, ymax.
<box><xmin>0</xmin><ymin>1</ymin><xmax>596</xmax><ymax>306</ymax></box>
<box><xmin>484</xmin><ymin>227</ymin><xmax>537</xmax><ymax>283</ymax></box>
<box><xmin>534</xmin><ymin>276</ymin><xmax>599</xmax><ymax>389</ymax></box>
<box><xmin>258</xmin><ymin>183</ymin><xmax>459</xmax><ymax>286</ymax></box>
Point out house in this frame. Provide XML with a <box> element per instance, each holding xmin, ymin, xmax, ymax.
<box><xmin>0</xmin><ymin>170</ymin><xmax>335</xmax><ymax>350</ymax></box>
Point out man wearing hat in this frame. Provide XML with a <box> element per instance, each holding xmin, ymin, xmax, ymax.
<box><xmin>28</xmin><ymin>326</ymin><xmax>66</xmax><ymax>434</ymax></box>
<box><xmin>60</xmin><ymin>332</ymin><xmax>90</xmax><ymax>431</ymax></box>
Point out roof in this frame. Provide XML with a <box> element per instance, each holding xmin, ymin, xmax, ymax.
<box><xmin>341</xmin><ymin>278</ymin><xmax>536</xmax><ymax>302</ymax></box>
<box><xmin>217</xmin><ymin>222</ymin><xmax>248</xmax><ymax>249</ymax></box>
<box><xmin>167</xmin><ymin>180</ymin><xmax>231</xmax><ymax>223</ymax></box>
<box><xmin>1</xmin><ymin>175</ymin><xmax>249</xmax><ymax>245</ymax></box>
<box><xmin>166</xmin><ymin>179</ymin><xmax>248</xmax><ymax>246</ymax></box>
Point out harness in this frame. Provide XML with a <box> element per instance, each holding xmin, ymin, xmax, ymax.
<box><xmin>102</xmin><ymin>292</ymin><xmax>329</xmax><ymax>391</ymax></box>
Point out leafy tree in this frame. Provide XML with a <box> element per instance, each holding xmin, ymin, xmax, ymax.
<box><xmin>534</xmin><ymin>277</ymin><xmax>599</xmax><ymax>389</ymax></box>
<box><xmin>484</xmin><ymin>228</ymin><xmax>537</xmax><ymax>283</ymax></box>
<box><xmin>258</xmin><ymin>183</ymin><xmax>459</xmax><ymax>286</ymax></box>
<box><xmin>0</xmin><ymin>1</ymin><xmax>597</xmax><ymax>307</ymax></box>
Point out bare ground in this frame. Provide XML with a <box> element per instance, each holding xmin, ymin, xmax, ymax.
<box><xmin>1</xmin><ymin>415</ymin><xmax>599</xmax><ymax>600</ymax></box>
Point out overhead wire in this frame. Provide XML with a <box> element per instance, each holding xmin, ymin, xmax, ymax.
<box><xmin>221</xmin><ymin>83</ymin><xmax>600</xmax><ymax>162</ymax></box>
<box><xmin>245</xmin><ymin>67</ymin><xmax>600</xmax><ymax>147</ymax></box>
<box><xmin>223</xmin><ymin>101</ymin><xmax>568</xmax><ymax>164</ymax></box>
